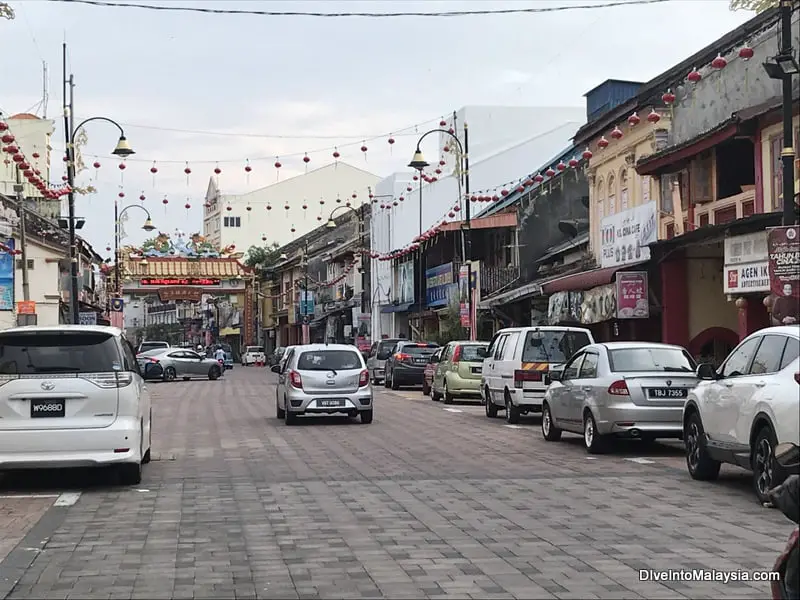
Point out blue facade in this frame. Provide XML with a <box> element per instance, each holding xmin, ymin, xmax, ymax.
<box><xmin>585</xmin><ymin>79</ymin><xmax>642</xmax><ymax>123</ymax></box>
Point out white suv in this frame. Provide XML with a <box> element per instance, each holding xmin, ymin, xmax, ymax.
<box><xmin>0</xmin><ymin>325</ymin><xmax>153</xmax><ymax>485</ymax></box>
<box><xmin>683</xmin><ymin>325</ymin><xmax>799</xmax><ymax>503</ymax></box>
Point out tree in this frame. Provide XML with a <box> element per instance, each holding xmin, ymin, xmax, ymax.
<box><xmin>729</xmin><ymin>0</ymin><xmax>777</xmax><ymax>11</ymax></box>
<box><xmin>244</xmin><ymin>243</ymin><xmax>281</xmax><ymax>269</ymax></box>
<box><xmin>429</xmin><ymin>302</ymin><xmax>469</xmax><ymax>345</ymax></box>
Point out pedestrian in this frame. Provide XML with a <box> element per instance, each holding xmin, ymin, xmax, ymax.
<box><xmin>214</xmin><ymin>346</ymin><xmax>226</xmax><ymax>363</ymax></box>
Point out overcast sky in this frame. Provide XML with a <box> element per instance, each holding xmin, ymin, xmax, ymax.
<box><xmin>1</xmin><ymin>0</ymin><xmax>752</xmax><ymax>254</ymax></box>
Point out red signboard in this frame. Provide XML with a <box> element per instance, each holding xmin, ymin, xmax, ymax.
<box><xmin>244</xmin><ymin>285</ymin><xmax>255</xmax><ymax>346</ymax></box>
<box><xmin>615</xmin><ymin>271</ymin><xmax>649</xmax><ymax>319</ymax></box>
<box><xmin>767</xmin><ymin>225</ymin><xmax>800</xmax><ymax>325</ymax></box>
<box><xmin>140</xmin><ymin>278</ymin><xmax>220</xmax><ymax>286</ymax></box>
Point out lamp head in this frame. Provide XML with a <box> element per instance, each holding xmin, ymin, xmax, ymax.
<box><xmin>408</xmin><ymin>149</ymin><xmax>429</xmax><ymax>170</ymax></box>
<box><xmin>279</xmin><ymin>252</ymin><xmax>288</xmax><ymax>261</ymax></box>
<box><xmin>326</xmin><ymin>218</ymin><xmax>337</xmax><ymax>229</ymax></box>
<box><xmin>142</xmin><ymin>218</ymin><xmax>156</xmax><ymax>232</ymax></box>
<box><xmin>112</xmin><ymin>135</ymin><xmax>135</xmax><ymax>157</ymax></box>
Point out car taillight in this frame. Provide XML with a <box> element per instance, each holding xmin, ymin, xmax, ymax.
<box><xmin>608</xmin><ymin>380</ymin><xmax>630</xmax><ymax>395</ymax></box>
<box><xmin>395</xmin><ymin>352</ymin><xmax>412</xmax><ymax>362</ymax></box>
<box><xmin>359</xmin><ymin>369</ymin><xmax>369</xmax><ymax>386</ymax></box>
<box><xmin>289</xmin><ymin>370</ymin><xmax>303</xmax><ymax>389</ymax></box>
<box><xmin>452</xmin><ymin>346</ymin><xmax>462</xmax><ymax>363</ymax></box>
<box><xmin>513</xmin><ymin>369</ymin><xmax>542</xmax><ymax>388</ymax></box>
<box><xmin>83</xmin><ymin>372</ymin><xmax>133</xmax><ymax>389</ymax></box>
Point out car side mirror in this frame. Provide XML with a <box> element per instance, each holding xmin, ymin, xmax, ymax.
<box><xmin>271</xmin><ymin>365</ymin><xmax>281</xmax><ymax>373</ymax></box>
<box><xmin>775</xmin><ymin>443</ymin><xmax>800</xmax><ymax>468</ymax></box>
<box><xmin>476</xmin><ymin>347</ymin><xmax>488</xmax><ymax>358</ymax></box>
<box><xmin>548</xmin><ymin>370</ymin><xmax>562</xmax><ymax>383</ymax></box>
<box><xmin>696</xmin><ymin>363</ymin><xmax>718</xmax><ymax>380</ymax></box>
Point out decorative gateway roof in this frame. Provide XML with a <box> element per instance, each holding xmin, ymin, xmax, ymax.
<box><xmin>121</xmin><ymin>257</ymin><xmax>249</xmax><ymax>280</ymax></box>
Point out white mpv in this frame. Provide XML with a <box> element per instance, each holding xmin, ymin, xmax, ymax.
<box><xmin>0</xmin><ymin>325</ymin><xmax>152</xmax><ymax>485</ymax></box>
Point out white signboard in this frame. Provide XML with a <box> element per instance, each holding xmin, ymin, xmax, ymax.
<box><xmin>600</xmin><ymin>201</ymin><xmax>658</xmax><ymax>268</ymax></box>
<box><xmin>78</xmin><ymin>311</ymin><xmax>97</xmax><ymax>325</ymax></box>
<box><xmin>724</xmin><ymin>231</ymin><xmax>770</xmax><ymax>294</ymax></box>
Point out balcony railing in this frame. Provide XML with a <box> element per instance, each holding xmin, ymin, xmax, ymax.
<box><xmin>480</xmin><ymin>264</ymin><xmax>520</xmax><ymax>297</ymax></box>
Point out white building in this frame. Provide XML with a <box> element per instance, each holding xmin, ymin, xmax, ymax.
<box><xmin>369</xmin><ymin>105</ymin><xmax>586</xmax><ymax>340</ymax></box>
<box><xmin>203</xmin><ymin>162</ymin><xmax>380</xmax><ymax>252</ymax></box>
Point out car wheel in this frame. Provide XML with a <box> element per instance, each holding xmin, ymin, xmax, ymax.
<box><xmin>504</xmin><ymin>392</ymin><xmax>520</xmax><ymax>424</ymax></box>
<box><xmin>583</xmin><ymin>410</ymin><xmax>607</xmax><ymax>454</ymax></box>
<box><xmin>484</xmin><ymin>387</ymin><xmax>498</xmax><ymax>418</ymax></box>
<box><xmin>684</xmin><ymin>411</ymin><xmax>721</xmax><ymax>481</ymax></box>
<box><xmin>163</xmin><ymin>367</ymin><xmax>176</xmax><ymax>382</ymax></box>
<box><xmin>753</xmin><ymin>426</ymin><xmax>782</xmax><ymax>504</ymax></box>
<box><xmin>390</xmin><ymin>373</ymin><xmax>399</xmax><ymax>390</ymax></box>
<box><xmin>541</xmin><ymin>402</ymin><xmax>562</xmax><ymax>441</ymax></box>
<box><xmin>208</xmin><ymin>365</ymin><xmax>221</xmax><ymax>380</ymax></box>
<box><xmin>284</xmin><ymin>400</ymin><xmax>297</xmax><ymax>425</ymax></box>
<box><xmin>276</xmin><ymin>400</ymin><xmax>286</xmax><ymax>419</ymax></box>
<box><xmin>443</xmin><ymin>381</ymin><xmax>454</xmax><ymax>405</ymax></box>
<box><xmin>360</xmin><ymin>409</ymin><xmax>373</xmax><ymax>424</ymax></box>
<box><xmin>117</xmin><ymin>461</ymin><xmax>142</xmax><ymax>486</ymax></box>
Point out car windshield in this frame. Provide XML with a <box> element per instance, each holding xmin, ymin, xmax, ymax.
<box><xmin>297</xmin><ymin>350</ymin><xmax>362</xmax><ymax>371</ymax></box>
<box><xmin>402</xmin><ymin>345</ymin><xmax>437</xmax><ymax>356</ymax></box>
<box><xmin>0</xmin><ymin>332</ymin><xmax>122</xmax><ymax>374</ymax></box>
<box><xmin>460</xmin><ymin>345</ymin><xmax>487</xmax><ymax>361</ymax></box>
<box><xmin>246</xmin><ymin>347</ymin><xmax>264</xmax><ymax>353</ymax></box>
<box><xmin>376</xmin><ymin>341</ymin><xmax>397</xmax><ymax>359</ymax></box>
<box><xmin>609</xmin><ymin>347</ymin><xmax>696</xmax><ymax>373</ymax></box>
<box><xmin>521</xmin><ymin>330</ymin><xmax>591</xmax><ymax>363</ymax></box>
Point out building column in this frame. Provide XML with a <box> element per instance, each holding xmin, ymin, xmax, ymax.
<box><xmin>735</xmin><ymin>296</ymin><xmax>770</xmax><ymax>341</ymax></box>
<box><xmin>660</xmin><ymin>255</ymin><xmax>689</xmax><ymax>347</ymax></box>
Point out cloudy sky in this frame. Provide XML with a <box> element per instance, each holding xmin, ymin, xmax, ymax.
<box><xmin>1</xmin><ymin>0</ymin><xmax>752</xmax><ymax>254</ymax></box>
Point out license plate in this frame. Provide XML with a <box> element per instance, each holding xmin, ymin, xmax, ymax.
<box><xmin>414</xmin><ymin>358</ymin><xmax>427</xmax><ymax>364</ymax></box>
<box><xmin>648</xmin><ymin>387</ymin><xmax>688</xmax><ymax>399</ymax></box>
<box><xmin>471</xmin><ymin>367</ymin><xmax>481</xmax><ymax>374</ymax></box>
<box><xmin>30</xmin><ymin>398</ymin><xmax>66</xmax><ymax>418</ymax></box>
<box><xmin>318</xmin><ymin>399</ymin><xmax>345</xmax><ymax>408</ymax></box>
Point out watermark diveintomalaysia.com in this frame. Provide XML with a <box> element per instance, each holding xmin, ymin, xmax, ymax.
<box><xmin>640</xmin><ymin>569</ymin><xmax>780</xmax><ymax>583</ymax></box>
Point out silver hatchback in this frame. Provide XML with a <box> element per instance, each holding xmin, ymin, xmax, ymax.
<box><xmin>273</xmin><ymin>344</ymin><xmax>373</xmax><ymax>425</ymax></box>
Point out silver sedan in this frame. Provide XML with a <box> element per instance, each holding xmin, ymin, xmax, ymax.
<box><xmin>541</xmin><ymin>342</ymin><xmax>698</xmax><ymax>453</ymax></box>
<box><xmin>138</xmin><ymin>348</ymin><xmax>223</xmax><ymax>382</ymax></box>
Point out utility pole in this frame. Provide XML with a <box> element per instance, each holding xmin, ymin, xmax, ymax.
<box><xmin>779</xmin><ymin>0</ymin><xmax>797</xmax><ymax>226</ymax></box>
<box><xmin>14</xmin><ymin>167</ymin><xmax>30</xmax><ymax>303</ymax></box>
<box><xmin>63</xmin><ymin>42</ymin><xmax>80</xmax><ymax>324</ymax></box>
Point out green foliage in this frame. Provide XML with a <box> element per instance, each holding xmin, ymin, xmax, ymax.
<box><xmin>245</xmin><ymin>243</ymin><xmax>281</xmax><ymax>269</ymax></box>
<box><xmin>429</xmin><ymin>302</ymin><xmax>469</xmax><ymax>345</ymax></box>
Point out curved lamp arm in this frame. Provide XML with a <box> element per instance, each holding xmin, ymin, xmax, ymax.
<box><xmin>119</xmin><ymin>204</ymin><xmax>154</xmax><ymax>221</ymax></box>
<box><xmin>72</xmin><ymin>116</ymin><xmax>124</xmax><ymax>139</ymax></box>
<box><xmin>328</xmin><ymin>204</ymin><xmax>360</xmax><ymax>221</ymax></box>
<box><xmin>413</xmin><ymin>128</ymin><xmax>463</xmax><ymax>154</ymax></box>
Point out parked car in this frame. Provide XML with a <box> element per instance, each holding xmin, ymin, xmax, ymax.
<box><xmin>482</xmin><ymin>326</ymin><xmax>594</xmax><ymax>423</ymax></box>
<box><xmin>273</xmin><ymin>344</ymin><xmax>373</xmax><ymax>425</ymax></box>
<box><xmin>384</xmin><ymin>341</ymin><xmax>440</xmax><ymax>390</ymax></box>
<box><xmin>269</xmin><ymin>347</ymin><xmax>287</xmax><ymax>367</ymax></box>
<box><xmin>422</xmin><ymin>348</ymin><xmax>444</xmax><ymax>396</ymax></box>
<box><xmin>367</xmin><ymin>338</ymin><xmax>401</xmax><ymax>384</ymax></box>
<box><xmin>0</xmin><ymin>325</ymin><xmax>152</xmax><ymax>485</ymax></box>
<box><xmin>242</xmin><ymin>346</ymin><xmax>266</xmax><ymax>366</ymax></box>
<box><xmin>683</xmin><ymin>325</ymin><xmax>800</xmax><ymax>504</ymax></box>
<box><xmin>137</xmin><ymin>340</ymin><xmax>169</xmax><ymax>354</ymax></box>
<box><xmin>541</xmin><ymin>342</ymin><xmax>698</xmax><ymax>453</ymax></box>
<box><xmin>431</xmin><ymin>341</ymin><xmax>489</xmax><ymax>404</ymax></box>
<box><xmin>139</xmin><ymin>348</ymin><xmax>223</xmax><ymax>381</ymax></box>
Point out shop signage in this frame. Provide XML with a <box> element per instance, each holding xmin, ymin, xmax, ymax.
<box><xmin>140</xmin><ymin>277</ymin><xmax>221</xmax><ymax>286</ymax></box>
<box><xmin>724</xmin><ymin>231</ymin><xmax>770</xmax><ymax>294</ymax></box>
<box><xmin>600</xmin><ymin>201</ymin><xmax>657</xmax><ymax>268</ymax></box>
<box><xmin>616</xmin><ymin>271</ymin><xmax>649</xmax><ymax>319</ymax></box>
<box><xmin>157</xmin><ymin>287</ymin><xmax>203</xmax><ymax>302</ymax></box>
<box><xmin>244</xmin><ymin>285</ymin><xmax>255</xmax><ymax>345</ymax></box>
<box><xmin>580</xmin><ymin>284</ymin><xmax>616</xmax><ymax>324</ymax></box>
<box><xmin>458</xmin><ymin>264</ymin><xmax>470</xmax><ymax>327</ymax></box>
<box><xmin>426</xmin><ymin>262</ymin><xmax>455</xmax><ymax>308</ymax></box>
<box><xmin>767</xmin><ymin>225</ymin><xmax>800</xmax><ymax>325</ymax></box>
<box><xmin>547</xmin><ymin>291</ymin><xmax>583</xmax><ymax>325</ymax></box>
<box><xmin>16</xmin><ymin>300</ymin><xmax>36</xmax><ymax>314</ymax></box>
<box><xmin>299</xmin><ymin>291</ymin><xmax>315</xmax><ymax>316</ymax></box>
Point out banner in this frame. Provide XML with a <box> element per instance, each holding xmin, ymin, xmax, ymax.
<box><xmin>458</xmin><ymin>264</ymin><xmax>470</xmax><ymax>327</ymax></box>
<box><xmin>425</xmin><ymin>263</ymin><xmax>454</xmax><ymax>308</ymax></box>
<box><xmin>0</xmin><ymin>238</ymin><xmax>14</xmax><ymax>311</ymax></box>
<box><xmin>616</xmin><ymin>271</ymin><xmax>649</xmax><ymax>319</ymax></box>
<box><xmin>397</xmin><ymin>262</ymin><xmax>414</xmax><ymax>303</ymax></box>
<box><xmin>600</xmin><ymin>201</ymin><xmax>657</xmax><ymax>268</ymax></box>
<box><xmin>580</xmin><ymin>284</ymin><xmax>616</xmax><ymax>324</ymax></box>
<box><xmin>767</xmin><ymin>225</ymin><xmax>800</xmax><ymax>326</ymax></box>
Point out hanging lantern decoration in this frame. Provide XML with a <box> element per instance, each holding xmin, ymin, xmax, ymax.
<box><xmin>738</xmin><ymin>45</ymin><xmax>754</xmax><ymax>61</ymax></box>
<box><xmin>412</xmin><ymin>174</ymin><xmax>419</xmax><ymax>181</ymax></box>
<box><xmin>434</xmin><ymin>168</ymin><xmax>442</xmax><ymax>175</ymax></box>
<box><xmin>711</xmin><ymin>53</ymin><xmax>728</xmax><ymax>69</ymax></box>
<box><xmin>439</xmin><ymin>159</ymin><xmax>446</xmax><ymax>167</ymax></box>
<box><xmin>336</xmin><ymin>194</ymin><xmax>342</xmax><ymax>204</ymax></box>
<box><xmin>183</xmin><ymin>162</ymin><xmax>191</xmax><ymax>185</ymax></box>
<box><xmin>453</xmin><ymin>205</ymin><xmax>461</xmax><ymax>212</ymax></box>
<box><xmin>214</xmin><ymin>163</ymin><xmax>221</xmax><ymax>176</ymax></box>
<box><xmin>162</xmin><ymin>196</ymin><xmax>169</xmax><ymax>213</ymax></box>
<box><xmin>662</xmin><ymin>89</ymin><xmax>676</xmax><ymax>105</ymax></box>
<box><xmin>582</xmin><ymin>147</ymin><xmax>593</xmax><ymax>161</ymax></box>
<box><xmin>387</xmin><ymin>136</ymin><xmax>395</xmax><ymax>153</ymax></box>
<box><xmin>302</xmin><ymin>153</ymin><xmax>311</xmax><ymax>172</ymax></box>
<box><xmin>246</xmin><ymin>204</ymin><xmax>252</xmax><ymax>212</ymax></box>
<box><xmin>302</xmin><ymin>202</ymin><xmax>308</xmax><ymax>211</ymax></box>
<box><xmin>106</xmin><ymin>245</ymin><xmax>112</xmax><ymax>252</ymax></box>
<box><xmin>568</xmin><ymin>157</ymin><xmax>579</xmax><ymax>168</ymax></box>
<box><xmin>398</xmin><ymin>195</ymin><xmax>404</xmax><ymax>202</ymax></box>
<box><xmin>118</xmin><ymin>191</ymin><xmax>125</xmax><ymax>198</ymax></box>
<box><xmin>406</xmin><ymin>185</ymin><xmax>412</xmax><ymax>192</ymax></box>
<box><xmin>597</xmin><ymin>136</ymin><xmax>609</xmax><ymax>149</ymax></box>
<box><xmin>360</xmin><ymin>143</ymin><xmax>368</xmax><ymax>161</ymax></box>
<box><xmin>610</xmin><ymin>126</ymin><xmax>624</xmax><ymax>140</ymax></box>
<box><xmin>266</xmin><ymin>203</ymin><xmax>272</xmax><ymax>211</ymax></box>
<box><xmin>0</xmin><ymin>122</ymin><xmax>7</xmax><ymax>132</ymax></box>
<box><xmin>448</xmin><ymin>211</ymin><xmax>455</xmax><ymax>218</ymax></box>
<box><xmin>184</xmin><ymin>202</ymin><xmax>191</xmax><ymax>217</ymax></box>
<box><xmin>0</xmin><ymin>133</ymin><xmax>14</xmax><ymax>145</ymax></box>
<box><xmin>501</xmin><ymin>188</ymin><xmax>510</xmax><ymax>197</ymax></box>
<box><xmin>439</xmin><ymin>119</ymin><xmax>447</xmax><ymax>127</ymax></box>
<box><xmin>291</xmin><ymin>226</ymin><xmax>296</xmax><ymax>234</ymax></box>
<box><xmin>320</xmin><ymin>198</ymin><xmax>325</xmax><ymax>205</ymax></box>
<box><xmin>545</xmin><ymin>167</ymin><xmax>556</xmax><ymax>178</ymax></box>
<box><xmin>226</xmin><ymin>205</ymin><xmax>232</xmax><ymax>212</ymax></box>
<box><xmin>93</xmin><ymin>161</ymin><xmax>101</xmax><ymax>174</ymax></box>
<box><xmin>261</xmin><ymin>234</ymin><xmax>267</xmax><ymax>242</ymax></box>
<box><xmin>557</xmin><ymin>160</ymin><xmax>567</xmax><ymax>171</ymax></box>
<box><xmin>687</xmin><ymin>67</ymin><xmax>702</xmax><ymax>84</ymax></box>
<box><xmin>379</xmin><ymin>204</ymin><xmax>385</xmax><ymax>209</ymax></box>
<box><xmin>274</xmin><ymin>157</ymin><xmax>282</xmax><ymax>181</ymax></box>
<box><xmin>534</xmin><ymin>173</ymin><xmax>545</xmax><ymax>183</ymax></box>
<box><xmin>392</xmin><ymin>201</ymin><xmax>398</xmax><ymax>207</ymax></box>
<box><xmin>118</xmin><ymin>161</ymin><xmax>126</xmax><ymax>171</ymax></box>
<box><xmin>517</xmin><ymin>184</ymin><xmax>525</xmax><ymax>193</ymax></box>
<box><xmin>31</xmin><ymin>151</ymin><xmax>40</xmax><ymax>159</ymax></box>
<box><xmin>627</xmin><ymin>112</ymin><xmax>641</xmax><ymax>127</ymax></box>
<box><xmin>443</xmin><ymin>144</ymin><xmax>450</xmax><ymax>153</ymax></box>
<box><xmin>284</xmin><ymin>203</ymin><xmax>290</xmax><ymax>211</ymax></box>
<box><xmin>647</xmin><ymin>109</ymin><xmax>661</xmax><ymax>123</ymax></box>
<box><xmin>317</xmin><ymin>215</ymin><xmax>323</xmax><ymax>221</ymax></box>
<box><xmin>139</xmin><ymin>193</ymin><xmax>146</xmax><ymax>202</ymax></box>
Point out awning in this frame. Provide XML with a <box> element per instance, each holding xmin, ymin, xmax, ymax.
<box><xmin>635</xmin><ymin>121</ymin><xmax>738</xmax><ymax>176</ymax></box>
<box><xmin>541</xmin><ymin>261</ymin><xmax>648</xmax><ymax>294</ymax></box>
<box><xmin>439</xmin><ymin>211</ymin><xmax>517</xmax><ymax>232</ymax></box>
<box><xmin>478</xmin><ymin>272</ymin><xmax>575</xmax><ymax>309</ymax></box>
<box><xmin>220</xmin><ymin>327</ymin><xmax>240</xmax><ymax>336</ymax></box>
<box><xmin>380</xmin><ymin>302</ymin><xmax>412</xmax><ymax>314</ymax></box>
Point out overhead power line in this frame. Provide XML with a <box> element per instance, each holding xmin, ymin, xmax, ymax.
<box><xmin>47</xmin><ymin>0</ymin><xmax>673</xmax><ymax>18</ymax></box>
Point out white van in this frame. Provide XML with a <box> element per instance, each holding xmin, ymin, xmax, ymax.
<box><xmin>481</xmin><ymin>326</ymin><xmax>594</xmax><ymax>423</ymax></box>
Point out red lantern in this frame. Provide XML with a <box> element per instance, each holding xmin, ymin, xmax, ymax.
<box><xmin>568</xmin><ymin>157</ymin><xmax>579</xmax><ymax>168</ymax></box>
<box><xmin>31</xmin><ymin>152</ymin><xmax>40</xmax><ymax>159</ymax></box>
<box><xmin>545</xmin><ymin>168</ymin><xmax>556</xmax><ymax>177</ymax></box>
<box><xmin>412</xmin><ymin>174</ymin><xmax>418</xmax><ymax>181</ymax></box>
<box><xmin>266</xmin><ymin>204</ymin><xmax>272</xmax><ymax>211</ymax></box>
<box><xmin>399</xmin><ymin>196</ymin><xmax>405</xmax><ymax>202</ymax></box>
<box><xmin>185</xmin><ymin>203</ymin><xmax>191</xmax><ymax>210</ymax></box>
<box><xmin>610</xmin><ymin>126</ymin><xmax>623</xmax><ymax>140</ymax></box>
<box><xmin>627</xmin><ymin>112</ymin><xmax>641</xmax><ymax>126</ymax></box>
<box><xmin>0</xmin><ymin>134</ymin><xmax>14</xmax><ymax>144</ymax></box>
<box><xmin>443</xmin><ymin>145</ymin><xmax>450</xmax><ymax>153</ymax></box>
<box><xmin>139</xmin><ymin>194</ymin><xmax>146</xmax><ymax>201</ymax></box>
<box><xmin>106</xmin><ymin>246</ymin><xmax>112</xmax><ymax>252</ymax></box>
<box><xmin>0</xmin><ymin>122</ymin><xmax>7</xmax><ymax>132</ymax></box>
<box><xmin>118</xmin><ymin>192</ymin><xmax>125</xmax><ymax>198</ymax></box>
<box><xmin>150</xmin><ymin>165</ymin><xmax>158</xmax><ymax>174</ymax></box>
<box><xmin>647</xmin><ymin>109</ymin><xmax>661</xmax><ymax>123</ymax></box>
<box><xmin>332</xmin><ymin>149</ymin><xmax>340</xmax><ymax>159</ymax></box>
<box><xmin>303</xmin><ymin>154</ymin><xmax>310</xmax><ymax>164</ymax></box>
<box><xmin>317</xmin><ymin>216</ymin><xmax>323</xmax><ymax>221</ymax></box>
<box><xmin>597</xmin><ymin>136</ymin><xmax>609</xmax><ymax>149</ymax></box>
<box><xmin>262</xmin><ymin>235</ymin><xmax>267</xmax><ymax>242</ymax></box>
<box><xmin>18</xmin><ymin>162</ymin><xmax>29</xmax><ymax>170</ymax></box>
<box><xmin>430</xmin><ymin>176</ymin><xmax>438</xmax><ymax>182</ymax></box>
<box><xmin>360</xmin><ymin>144</ymin><xmax>368</xmax><ymax>153</ymax></box>
<box><xmin>517</xmin><ymin>185</ymin><xmax>525</xmax><ymax>193</ymax></box>
<box><xmin>284</xmin><ymin>204</ymin><xmax>290</xmax><ymax>211</ymax></box>
<box><xmin>302</xmin><ymin>204</ymin><xmax>308</xmax><ymax>210</ymax></box>
<box><xmin>274</xmin><ymin>159</ymin><xmax>282</xmax><ymax>169</ymax></box>
<box><xmin>3</xmin><ymin>145</ymin><xmax>17</xmax><ymax>154</ymax></box>
<box><xmin>406</xmin><ymin>186</ymin><xmax>412</xmax><ymax>192</ymax></box>
<box><xmin>534</xmin><ymin>173</ymin><xmax>544</xmax><ymax>183</ymax></box>
<box><xmin>738</xmin><ymin>45</ymin><xmax>754</xmax><ymax>61</ymax></box>
<box><xmin>448</xmin><ymin>211</ymin><xmax>455</xmax><ymax>218</ymax></box>
<box><xmin>93</xmin><ymin>161</ymin><xmax>101</xmax><ymax>169</ymax></box>
<box><xmin>557</xmin><ymin>161</ymin><xmax>567</xmax><ymax>171</ymax></box>
<box><xmin>118</xmin><ymin>162</ymin><xmax>126</xmax><ymax>170</ymax></box>
<box><xmin>711</xmin><ymin>53</ymin><xmax>727</xmax><ymax>69</ymax></box>
<box><xmin>388</xmin><ymin>137</ymin><xmax>395</xmax><ymax>145</ymax></box>
<box><xmin>12</xmin><ymin>154</ymin><xmax>23</xmax><ymax>163</ymax></box>
<box><xmin>501</xmin><ymin>188</ymin><xmax>509</xmax><ymax>196</ymax></box>
<box><xmin>214</xmin><ymin>166</ymin><xmax>221</xmax><ymax>175</ymax></box>
<box><xmin>687</xmin><ymin>67</ymin><xmax>702</xmax><ymax>84</ymax></box>
<box><xmin>162</xmin><ymin>198</ymin><xmax>169</xmax><ymax>205</ymax></box>
<box><xmin>184</xmin><ymin>166</ymin><xmax>191</xmax><ymax>175</ymax></box>
<box><xmin>524</xmin><ymin>179</ymin><xmax>533</xmax><ymax>187</ymax></box>
<box><xmin>662</xmin><ymin>89</ymin><xmax>676</xmax><ymax>104</ymax></box>
<box><xmin>379</xmin><ymin>204</ymin><xmax>385</xmax><ymax>209</ymax></box>
<box><xmin>448</xmin><ymin>128</ymin><xmax>454</xmax><ymax>135</ymax></box>
<box><xmin>226</xmin><ymin>205</ymin><xmax>232</xmax><ymax>211</ymax></box>
<box><xmin>435</xmin><ymin>168</ymin><xmax>442</xmax><ymax>175</ymax></box>
<box><xmin>246</xmin><ymin>205</ymin><xmax>252</xmax><ymax>211</ymax></box>
<box><xmin>439</xmin><ymin>119</ymin><xmax>447</xmax><ymax>127</ymax></box>
<box><xmin>392</xmin><ymin>201</ymin><xmax>398</xmax><ymax>207</ymax></box>
<box><xmin>439</xmin><ymin>160</ymin><xmax>446</xmax><ymax>167</ymax></box>
<box><xmin>245</xmin><ymin>164</ymin><xmax>252</xmax><ymax>173</ymax></box>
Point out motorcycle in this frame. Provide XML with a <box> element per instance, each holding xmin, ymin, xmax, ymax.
<box><xmin>770</xmin><ymin>442</ymin><xmax>799</xmax><ymax>600</ymax></box>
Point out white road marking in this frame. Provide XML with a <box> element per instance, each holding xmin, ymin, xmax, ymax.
<box><xmin>586</xmin><ymin>456</ymin><xmax>598</xmax><ymax>460</ymax></box>
<box><xmin>504</xmin><ymin>424</ymin><xmax>523</xmax><ymax>429</ymax></box>
<box><xmin>443</xmin><ymin>408</ymin><xmax>463</xmax><ymax>413</ymax></box>
<box><xmin>624</xmin><ymin>457</ymin><xmax>656</xmax><ymax>464</ymax></box>
<box><xmin>136</xmin><ymin>488</ymin><xmax>151</xmax><ymax>493</ymax></box>
<box><xmin>0</xmin><ymin>494</ymin><xmax>60</xmax><ymax>499</ymax></box>
<box><xmin>54</xmin><ymin>492</ymin><xmax>81</xmax><ymax>506</ymax></box>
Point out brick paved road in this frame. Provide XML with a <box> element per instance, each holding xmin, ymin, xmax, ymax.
<box><xmin>0</xmin><ymin>367</ymin><xmax>791</xmax><ymax>599</ymax></box>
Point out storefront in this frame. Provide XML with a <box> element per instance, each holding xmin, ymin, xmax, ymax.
<box><xmin>723</xmin><ymin>230</ymin><xmax>770</xmax><ymax>340</ymax></box>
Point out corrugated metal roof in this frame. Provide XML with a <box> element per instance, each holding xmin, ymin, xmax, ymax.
<box><xmin>440</xmin><ymin>212</ymin><xmax>517</xmax><ymax>232</ymax></box>
<box><xmin>122</xmin><ymin>257</ymin><xmax>248</xmax><ymax>278</ymax></box>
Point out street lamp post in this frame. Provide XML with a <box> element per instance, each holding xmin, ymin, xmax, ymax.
<box><xmin>63</xmin><ymin>43</ymin><xmax>135</xmax><ymax>324</ymax></box>
<box><xmin>114</xmin><ymin>203</ymin><xmax>156</xmax><ymax>296</ymax></box>
<box><xmin>408</xmin><ymin>122</ymin><xmax>470</xmax><ymax>340</ymax></box>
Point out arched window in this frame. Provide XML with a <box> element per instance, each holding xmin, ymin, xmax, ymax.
<box><xmin>596</xmin><ymin>177</ymin><xmax>605</xmax><ymax>221</ymax></box>
<box><xmin>619</xmin><ymin>169</ymin><xmax>629</xmax><ymax>211</ymax></box>
<box><xmin>607</xmin><ymin>173</ymin><xmax>616</xmax><ymax>215</ymax></box>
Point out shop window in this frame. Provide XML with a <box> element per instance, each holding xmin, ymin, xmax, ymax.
<box><xmin>742</xmin><ymin>200</ymin><xmax>755</xmax><ymax>217</ymax></box>
<box><xmin>691</xmin><ymin>152</ymin><xmax>713</xmax><ymax>204</ymax></box>
<box><xmin>698</xmin><ymin>213</ymin><xmax>709</xmax><ymax>227</ymax></box>
<box><xmin>715</xmin><ymin>137</ymin><xmax>755</xmax><ymax>200</ymax></box>
<box><xmin>620</xmin><ymin>169</ymin><xmax>629</xmax><ymax>211</ymax></box>
<box><xmin>659</xmin><ymin>174</ymin><xmax>675</xmax><ymax>213</ymax></box>
<box><xmin>607</xmin><ymin>174</ymin><xmax>616</xmax><ymax>215</ymax></box>
<box><xmin>666</xmin><ymin>223</ymin><xmax>675</xmax><ymax>239</ymax></box>
<box><xmin>678</xmin><ymin>169</ymin><xmax>690</xmax><ymax>211</ymax></box>
<box><xmin>714</xmin><ymin>205</ymin><xmax>737</xmax><ymax>224</ymax></box>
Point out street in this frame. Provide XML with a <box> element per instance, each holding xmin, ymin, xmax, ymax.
<box><xmin>0</xmin><ymin>367</ymin><xmax>790</xmax><ymax>600</ymax></box>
